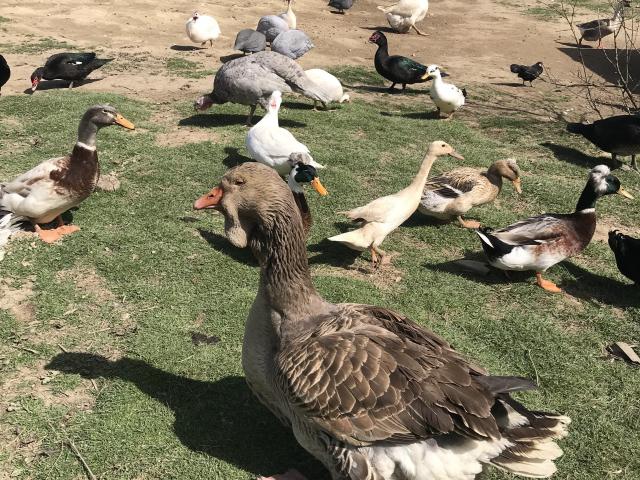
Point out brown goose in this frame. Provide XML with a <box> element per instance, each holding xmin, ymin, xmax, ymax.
<box><xmin>194</xmin><ymin>162</ymin><xmax>571</xmax><ymax>480</ymax></box>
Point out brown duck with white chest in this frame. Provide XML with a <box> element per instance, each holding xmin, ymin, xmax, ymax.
<box><xmin>0</xmin><ymin>105</ymin><xmax>134</xmax><ymax>243</ymax></box>
<box><xmin>194</xmin><ymin>162</ymin><xmax>571</xmax><ymax>480</ymax></box>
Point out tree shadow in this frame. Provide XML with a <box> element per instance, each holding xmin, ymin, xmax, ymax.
<box><xmin>24</xmin><ymin>78</ymin><xmax>102</xmax><ymax>94</ymax></box>
<box><xmin>170</xmin><ymin>45</ymin><xmax>207</xmax><ymax>51</ymax></box>
<box><xmin>308</xmin><ymin>238</ymin><xmax>361</xmax><ymax>267</ymax></box>
<box><xmin>45</xmin><ymin>353</ymin><xmax>328</xmax><ymax>478</ymax></box>
<box><xmin>222</xmin><ymin>147</ymin><xmax>253</xmax><ymax>168</ymax></box>
<box><xmin>380</xmin><ymin>110</ymin><xmax>439</xmax><ymax>120</ymax></box>
<box><xmin>179</xmin><ymin>113</ymin><xmax>306</xmax><ymax>129</ymax></box>
<box><xmin>197</xmin><ymin>228</ymin><xmax>258</xmax><ymax>266</ymax></box>
<box><xmin>560</xmin><ymin>262</ymin><xmax>640</xmax><ymax>308</ymax></box>
<box><xmin>539</xmin><ymin>142</ymin><xmax>620</xmax><ymax>169</ymax></box>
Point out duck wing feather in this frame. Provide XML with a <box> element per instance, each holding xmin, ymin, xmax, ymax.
<box><xmin>491</xmin><ymin>214</ymin><xmax>569</xmax><ymax>246</ymax></box>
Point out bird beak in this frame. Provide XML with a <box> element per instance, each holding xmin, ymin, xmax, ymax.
<box><xmin>618</xmin><ymin>187</ymin><xmax>634</xmax><ymax>199</ymax></box>
<box><xmin>114</xmin><ymin>114</ymin><xmax>135</xmax><ymax>130</ymax></box>
<box><xmin>449</xmin><ymin>150</ymin><xmax>465</xmax><ymax>160</ymax></box>
<box><xmin>440</xmin><ymin>71</ymin><xmax>450</xmax><ymax>78</ymax></box>
<box><xmin>194</xmin><ymin>186</ymin><xmax>224</xmax><ymax>209</ymax></box>
<box><xmin>512</xmin><ymin>178</ymin><xmax>523</xmax><ymax>194</ymax></box>
<box><xmin>421</xmin><ymin>73</ymin><xmax>432</xmax><ymax>80</ymax></box>
<box><xmin>30</xmin><ymin>80</ymin><xmax>39</xmax><ymax>92</ymax></box>
<box><xmin>310</xmin><ymin>177</ymin><xmax>328</xmax><ymax>196</ymax></box>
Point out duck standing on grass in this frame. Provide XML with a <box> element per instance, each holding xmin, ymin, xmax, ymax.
<box><xmin>0</xmin><ymin>105</ymin><xmax>135</xmax><ymax>243</ymax></box>
<box><xmin>419</xmin><ymin>159</ymin><xmax>522</xmax><ymax>228</ymax></box>
<box><xmin>193</xmin><ymin>161</ymin><xmax>571</xmax><ymax>480</ymax></box>
<box><xmin>185</xmin><ymin>11</ymin><xmax>221</xmax><ymax>48</ymax></box>
<box><xmin>475</xmin><ymin>165</ymin><xmax>633</xmax><ymax>293</ymax></box>
<box><xmin>369</xmin><ymin>30</ymin><xmax>428</xmax><ymax>93</ymax></box>
<box><xmin>329</xmin><ymin>141</ymin><xmax>463</xmax><ymax>268</ymax></box>
<box><xmin>608</xmin><ymin>230</ymin><xmax>640</xmax><ymax>284</ymax></box>
<box><xmin>30</xmin><ymin>53</ymin><xmax>113</xmax><ymax>91</ymax></box>
<box><xmin>423</xmin><ymin>64</ymin><xmax>466</xmax><ymax>119</ymax></box>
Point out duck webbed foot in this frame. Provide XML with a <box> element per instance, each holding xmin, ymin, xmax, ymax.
<box><xmin>370</xmin><ymin>246</ymin><xmax>388</xmax><ymax>269</ymax></box>
<box><xmin>457</xmin><ymin>216</ymin><xmax>481</xmax><ymax>229</ymax></box>
<box><xmin>536</xmin><ymin>272</ymin><xmax>562</xmax><ymax>293</ymax></box>
<box><xmin>34</xmin><ymin>217</ymin><xmax>80</xmax><ymax>244</ymax></box>
<box><xmin>411</xmin><ymin>24</ymin><xmax>429</xmax><ymax>36</ymax></box>
<box><xmin>257</xmin><ymin>469</ymin><xmax>308</xmax><ymax>480</ymax></box>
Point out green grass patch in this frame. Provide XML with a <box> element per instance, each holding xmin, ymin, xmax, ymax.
<box><xmin>0</xmin><ymin>37</ymin><xmax>76</xmax><ymax>54</ymax></box>
<box><xmin>166</xmin><ymin>57</ymin><xmax>215</xmax><ymax>79</ymax></box>
<box><xmin>0</xmin><ymin>71</ymin><xmax>639</xmax><ymax>479</ymax></box>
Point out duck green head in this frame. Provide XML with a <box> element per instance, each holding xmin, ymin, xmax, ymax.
<box><xmin>576</xmin><ymin>165</ymin><xmax>633</xmax><ymax>212</ymax></box>
<box><xmin>286</xmin><ymin>153</ymin><xmax>328</xmax><ymax>196</ymax></box>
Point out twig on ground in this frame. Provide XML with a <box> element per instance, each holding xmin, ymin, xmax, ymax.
<box><xmin>526</xmin><ymin>349</ymin><xmax>541</xmax><ymax>387</ymax></box>
<box><xmin>66</xmin><ymin>440</ymin><xmax>97</xmax><ymax>480</ymax></box>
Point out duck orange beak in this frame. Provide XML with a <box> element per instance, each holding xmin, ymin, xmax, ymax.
<box><xmin>311</xmin><ymin>177</ymin><xmax>328</xmax><ymax>196</ymax></box>
<box><xmin>512</xmin><ymin>178</ymin><xmax>523</xmax><ymax>194</ymax></box>
<box><xmin>114</xmin><ymin>114</ymin><xmax>135</xmax><ymax>130</ymax></box>
<box><xmin>194</xmin><ymin>187</ymin><xmax>223</xmax><ymax>209</ymax></box>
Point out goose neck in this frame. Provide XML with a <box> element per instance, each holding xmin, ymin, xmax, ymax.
<box><xmin>409</xmin><ymin>151</ymin><xmax>438</xmax><ymax>191</ymax></box>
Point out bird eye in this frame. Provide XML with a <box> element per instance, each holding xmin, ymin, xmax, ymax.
<box><xmin>235</xmin><ymin>178</ymin><xmax>245</xmax><ymax>185</ymax></box>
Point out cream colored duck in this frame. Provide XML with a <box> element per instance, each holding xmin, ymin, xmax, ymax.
<box><xmin>0</xmin><ymin>105</ymin><xmax>134</xmax><ymax>244</ymax></box>
<box><xmin>193</xmin><ymin>162</ymin><xmax>571</xmax><ymax>480</ymax></box>
<box><xmin>279</xmin><ymin>0</ymin><xmax>297</xmax><ymax>29</ymax></box>
<box><xmin>329</xmin><ymin>141</ymin><xmax>463</xmax><ymax>267</ymax></box>
<box><xmin>419</xmin><ymin>159</ymin><xmax>522</xmax><ymax>228</ymax></box>
<box><xmin>377</xmin><ymin>0</ymin><xmax>429</xmax><ymax>35</ymax></box>
<box><xmin>186</xmin><ymin>12</ymin><xmax>221</xmax><ymax>47</ymax></box>
<box><xmin>246</xmin><ymin>90</ymin><xmax>324</xmax><ymax>176</ymax></box>
<box><xmin>304</xmin><ymin>69</ymin><xmax>350</xmax><ymax>108</ymax></box>
<box><xmin>423</xmin><ymin>65</ymin><xmax>466</xmax><ymax>119</ymax></box>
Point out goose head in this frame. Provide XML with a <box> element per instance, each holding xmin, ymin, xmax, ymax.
<box><xmin>191</xmin><ymin>11</ymin><xmax>201</xmax><ymax>22</ymax></box>
<box><xmin>267</xmin><ymin>90</ymin><xmax>283</xmax><ymax>114</ymax></box>
<box><xmin>287</xmin><ymin>153</ymin><xmax>328</xmax><ymax>195</ymax></box>
<box><xmin>194</xmin><ymin>163</ymin><xmax>292</xmax><ymax>248</ymax></box>
<box><xmin>425</xmin><ymin>140</ymin><xmax>464</xmax><ymax>160</ymax></box>
<box><xmin>30</xmin><ymin>67</ymin><xmax>45</xmax><ymax>92</ymax></box>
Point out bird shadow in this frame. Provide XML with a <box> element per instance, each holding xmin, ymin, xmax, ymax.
<box><xmin>381</xmin><ymin>110</ymin><xmax>439</xmax><ymax>120</ymax></box>
<box><xmin>179</xmin><ymin>113</ymin><xmax>306</xmax><ymax>129</ymax></box>
<box><xmin>348</xmin><ymin>84</ymin><xmax>426</xmax><ymax>96</ymax></box>
<box><xmin>197</xmin><ymin>228</ymin><xmax>258</xmax><ymax>266</ymax></box>
<box><xmin>491</xmin><ymin>82</ymin><xmax>531</xmax><ymax>88</ymax></box>
<box><xmin>329</xmin><ymin>10</ymin><xmax>347</xmax><ymax>15</ymax></box>
<box><xmin>45</xmin><ymin>353</ymin><xmax>328</xmax><ymax>479</ymax></box>
<box><xmin>220</xmin><ymin>53</ymin><xmax>245</xmax><ymax>63</ymax></box>
<box><xmin>360</xmin><ymin>26</ymin><xmax>398</xmax><ymax>34</ymax></box>
<box><xmin>539</xmin><ymin>142</ymin><xmax>621</xmax><ymax>169</ymax></box>
<box><xmin>222</xmin><ymin>147</ymin><xmax>253</xmax><ymax>168</ymax></box>
<box><xmin>308</xmin><ymin>237</ymin><xmax>361</xmax><ymax>268</ymax></box>
<box><xmin>559</xmin><ymin>262</ymin><xmax>640</xmax><ymax>308</ymax></box>
<box><xmin>282</xmin><ymin>100</ymin><xmax>314</xmax><ymax>110</ymax></box>
<box><xmin>23</xmin><ymin>78</ymin><xmax>102</xmax><ymax>94</ymax></box>
<box><xmin>170</xmin><ymin>45</ymin><xmax>207</xmax><ymax>51</ymax></box>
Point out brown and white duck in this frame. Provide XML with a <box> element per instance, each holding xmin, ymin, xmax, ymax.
<box><xmin>194</xmin><ymin>162</ymin><xmax>571</xmax><ymax>480</ymax></box>
<box><xmin>0</xmin><ymin>105</ymin><xmax>134</xmax><ymax>243</ymax></box>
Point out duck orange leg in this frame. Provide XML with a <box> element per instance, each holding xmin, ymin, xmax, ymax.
<box><xmin>34</xmin><ymin>216</ymin><xmax>80</xmax><ymax>244</ymax></box>
<box><xmin>535</xmin><ymin>272</ymin><xmax>562</xmax><ymax>293</ymax></box>
<box><xmin>457</xmin><ymin>216</ymin><xmax>481</xmax><ymax>229</ymax></box>
<box><xmin>258</xmin><ymin>469</ymin><xmax>307</xmax><ymax>480</ymax></box>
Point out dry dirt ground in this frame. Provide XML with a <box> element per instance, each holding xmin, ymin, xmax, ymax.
<box><xmin>0</xmin><ymin>0</ymin><xmax>619</xmax><ymax>111</ymax></box>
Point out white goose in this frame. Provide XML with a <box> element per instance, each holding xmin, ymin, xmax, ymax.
<box><xmin>377</xmin><ymin>0</ymin><xmax>429</xmax><ymax>35</ymax></box>
<box><xmin>246</xmin><ymin>90</ymin><xmax>324</xmax><ymax>176</ymax></box>
<box><xmin>185</xmin><ymin>12</ymin><xmax>221</xmax><ymax>47</ymax></box>
<box><xmin>329</xmin><ymin>141</ymin><xmax>463</xmax><ymax>267</ymax></box>
<box><xmin>423</xmin><ymin>65</ymin><xmax>466</xmax><ymax>119</ymax></box>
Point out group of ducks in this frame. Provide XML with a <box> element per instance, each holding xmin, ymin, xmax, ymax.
<box><xmin>1</xmin><ymin>2</ymin><xmax>640</xmax><ymax>480</ymax></box>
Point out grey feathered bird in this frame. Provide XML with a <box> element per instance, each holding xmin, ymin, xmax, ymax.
<box><xmin>234</xmin><ymin>29</ymin><xmax>267</xmax><ymax>54</ymax></box>
<box><xmin>193</xmin><ymin>51</ymin><xmax>331</xmax><ymax>126</ymax></box>
<box><xmin>329</xmin><ymin>0</ymin><xmax>354</xmax><ymax>13</ymax></box>
<box><xmin>257</xmin><ymin>15</ymin><xmax>290</xmax><ymax>43</ymax></box>
<box><xmin>271</xmin><ymin>30</ymin><xmax>314</xmax><ymax>60</ymax></box>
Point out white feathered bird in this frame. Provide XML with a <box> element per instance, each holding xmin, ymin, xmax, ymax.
<box><xmin>0</xmin><ymin>213</ymin><xmax>25</xmax><ymax>261</ymax></box>
<box><xmin>304</xmin><ymin>69</ymin><xmax>350</xmax><ymax>108</ymax></box>
<box><xmin>186</xmin><ymin>12</ymin><xmax>221</xmax><ymax>47</ymax></box>
<box><xmin>377</xmin><ymin>0</ymin><xmax>429</xmax><ymax>35</ymax></box>
<box><xmin>423</xmin><ymin>65</ymin><xmax>467</xmax><ymax>119</ymax></box>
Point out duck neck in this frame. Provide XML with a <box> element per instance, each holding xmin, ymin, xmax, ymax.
<box><xmin>262</xmin><ymin>107</ymin><xmax>279</xmax><ymax>128</ymax></box>
<box><xmin>375</xmin><ymin>40</ymin><xmax>389</xmax><ymax>62</ymax></box>
<box><xmin>77</xmin><ymin>119</ymin><xmax>99</xmax><ymax>150</ymax></box>
<box><xmin>409</xmin><ymin>151</ymin><xmax>438</xmax><ymax>192</ymax></box>
<box><xmin>485</xmin><ymin>164</ymin><xmax>505</xmax><ymax>190</ymax></box>
<box><xmin>575</xmin><ymin>184</ymin><xmax>599</xmax><ymax>212</ymax></box>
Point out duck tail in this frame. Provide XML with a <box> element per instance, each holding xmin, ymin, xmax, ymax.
<box><xmin>462</xmin><ymin>88</ymin><xmax>468</xmax><ymax>99</ymax></box>
<box><xmin>510</xmin><ymin>64</ymin><xmax>524</xmax><ymax>74</ymax></box>
<box><xmin>0</xmin><ymin>212</ymin><xmax>27</xmax><ymax>258</ymax></box>
<box><xmin>490</xmin><ymin>395</ymin><xmax>570</xmax><ymax>478</ymax></box>
<box><xmin>475</xmin><ymin>227</ymin><xmax>495</xmax><ymax>249</ymax></box>
<box><xmin>328</xmin><ymin>228</ymin><xmax>371</xmax><ymax>251</ymax></box>
<box><xmin>91</xmin><ymin>58</ymin><xmax>114</xmax><ymax>69</ymax></box>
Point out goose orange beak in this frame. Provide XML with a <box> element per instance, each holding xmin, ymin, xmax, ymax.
<box><xmin>194</xmin><ymin>187</ymin><xmax>223</xmax><ymax>209</ymax></box>
<box><xmin>618</xmin><ymin>187</ymin><xmax>634</xmax><ymax>199</ymax></box>
<box><xmin>114</xmin><ymin>114</ymin><xmax>135</xmax><ymax>130</ymax></box>
<box><xmin>512</xmin><ymin>178</ymin><xmax>523</xmax><ymax>194</ymax></box>
<box><xmin>311</xmin><ymin>177</ymin><xmax>328</xmax><ymax>196</ymax></box>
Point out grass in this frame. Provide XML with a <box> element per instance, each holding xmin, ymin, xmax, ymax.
<box><xmin>166</xmin><ymin>58</ymin><xmax>215</xmax><ymax>79</ymax></box>
<box><xmin>0</xmin><ymin>71</ymin><xmax>639</xmax><ymax>480</ymax></box>
<box><xmin>0</xmin><ymin>37</ymin><xmax>76</xmax><ymax>54</ymax></box>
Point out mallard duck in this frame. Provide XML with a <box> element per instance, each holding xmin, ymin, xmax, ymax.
<box><xmin>608</xmin><ymin>230</ymin><xmax>640</xmax><ymax>284</ymax></box>
<box><xmin>566</xmin><ymin>114</ymin><xmax>640</xmax><ymax>172</ymax></box>
<box><xmin>0</xmin><ymin>105</ymin><xmax>134</xmax><ymax>243</ymax></box>
<box><xmin>193</xmin><ymin>161</ymin><xmax>571</xmax><ymax>480</ymax></box>
<box><xmin>577</xmin><ymin>0</ymin><xmax>631</xmax><ymax>48</ymax></box>
<box><xmin>328</xmin><ymin>0</ymin><xmax>354</xmax><ymax>14</ymax></box>
<box><xmin>278</xmin><ymin>0</ymin><xmax>297</xmax><ymax>29</ymax></box>
<box><xmin>377</xmin><ymin>0</ymin><xmax>429</xmax><ymax>35</ymax></box>
<box><xmin>419</xmin><ymin>159</ymin><xmax>522</xmax><ymax>228</ymax></box>
<box><xmin>271</xmin><ymin>30</ymin><xmax>314</xmax><ymax>60</ymax></box>
<box><xmin>30</xmin><ymin>53</ymin><xmax>112</xmax><ymax>92</ymax></box>
<box><xmin>246</xmin><ymin>90</ymin><xmax>324</xmax><ymax>176</ymax></box>
<box><xmin>194</xmin><ymin>52</ymin><xmax>331</xmax><ymax>126</ymax></box>
<box><xmin>234</xmin><ymin>29</ymin><xmax>267</xmax><ymax>54</ymax></box>
<box><xmin>0</xmin><ymin>55</ymin><xmax>10</xmax><ymax>95</ymax></box>
<box><xmin>329</xmin><ymin>141</ymin><xmax>463</xmax><ymax>267</ymax></box>
<box><xmin>304</xmin><ymin>69</ymin><xmax>350</xmax><ymax>107</ymax></box>
<box><xmin>185</xmin><ymin>11</ymin><xmax>221</xmax><ymax>47</ymax></box>
<box><xmin>475</xmin><ymin>165</ymin><xmax>633</xmax><ymax>293</ymax></box>
<box><xmin>423</xmin><ymin>65</ymin><xmax>467</xmax><ymax>119</ymax></box>
<box><xmin>287</xmin><ymin>153</ymin><xmax>328</xmax><ymax>233</ymax></box>
<box><xmin>369</xmin><ymin>31</ymin><xmax>428</xmax><ymax>93</ymax></box>
<box><xmin>510</xmin><ymin>62</ymin><xmax>544</xmax><ymax>86</ymax></box>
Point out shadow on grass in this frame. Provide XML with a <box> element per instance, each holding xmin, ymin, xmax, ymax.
<box><xmin>24</xmin><ymin>78</ymin><xmax>103</xmax><ymax>94</ymax></box>
<box><xmin>222</xmin><ymin>147</ymin><xmax>253</xmax><ymax>168</ymax></box>
<box><xmin>197</xmin><ymin>228</ymin><xmax>258</xmax><ymax>266</ymax></box>
<box><xmin>170</xmin><ymin>45</ymin><xmax>207</xmax><ymax>51</ymax></box>
<box><xmin>45</xmin><ymin>353</ymin><xmax>328</xmax><ymax>479</ymax></box>
<box><xmin>491</xmin><ymin>81</ymin><xmax>532</xmax><ymax>88</ymax></box>
<box><xmin>540</xmin><ymin>142</ymin><xmax>620</xmax><ymax>169</ymax></box>
<box><xmin>560</xmin><ymin>262</ymin><xmax>640</xmax><ymax>308</ymax></box>
<box><xmin>179</xmin><ymin>113</ymin><xmax>306</xmax><ymax>129</ymax></box>
<box><xmin>308</xmin><ymin>238</ymin><xmax>361</xmax><ymax>267</ymax></box>
<box><xmin>346</xmin><ymin>84</ymin><xmax>426</xmax><ymax>96</ymax></box>
<box><xmin>381</xmin><ymin>110</ymin><xmax>439</xmax><ymax>120</ymax></box>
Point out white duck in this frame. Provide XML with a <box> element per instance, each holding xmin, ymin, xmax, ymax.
<box><xmin>185</xmin><ymin>12</ymin><xmax>221</xmax><ymax>47</ymax></box>
<box><xmin>423</xmin><ymin>65</ymin><xmax>467</xmax><ymax>119</ymax></box>
<box><xmin>304</xmin><ymin>69</ymin><xmax>350</xmax><ymax>108</ymax></box>
<box><xmin>329</xmin><ymin>141</ymin><xmax>463</xmax><ymax>267</ymax></box>
<box><xmin>246</xmin><ymin>90</ymin><xmax>324</xmax><ymax>176</ymax></box>
<box><xmin>279</xmin><ymin>0</ymin><xmax>297</xmax><ymax>29</ymax></box>
<box><xmin>377</xmin><ymin>0</ymin><xmax>429</xmax><ymax>35</ymax></box>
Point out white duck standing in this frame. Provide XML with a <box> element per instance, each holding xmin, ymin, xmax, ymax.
<box><xmin>185</xmin><ymin>12</ymin><xmax>221</xmax><ymax>47</ymax></box>
<box><xmin>329</xmin><ymin>141</ymin><xmax>464</xmax><ymax>267</ymax></box>
<box><xmin>423</xmin><ymin>65</ymin><xmax>467</xmax><ymax>119</ymax></box>
<box><xmin>279</xmin><ymin>0</ymin><xmax>297</xmax><ymax>29</ymax></box>
<box><xmin>377</xmin><ymin>0</ymin><xmax>429</xmax><ymax>35</ymax></box>
<box><xmin>304</xmin><ymin>69</ymin><xmax>350</xmax><ymax>108</ymax></box>
<box><xmin>246</xmin><ymin>90</ymin><xmax>324</xmax><ymax>176</ymax></box>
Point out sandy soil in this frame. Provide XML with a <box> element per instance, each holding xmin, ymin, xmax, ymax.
<box><xmin>0</xmin><ymin>0</ymin><xmax>603</xmax><ymax>106</ymax></box>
